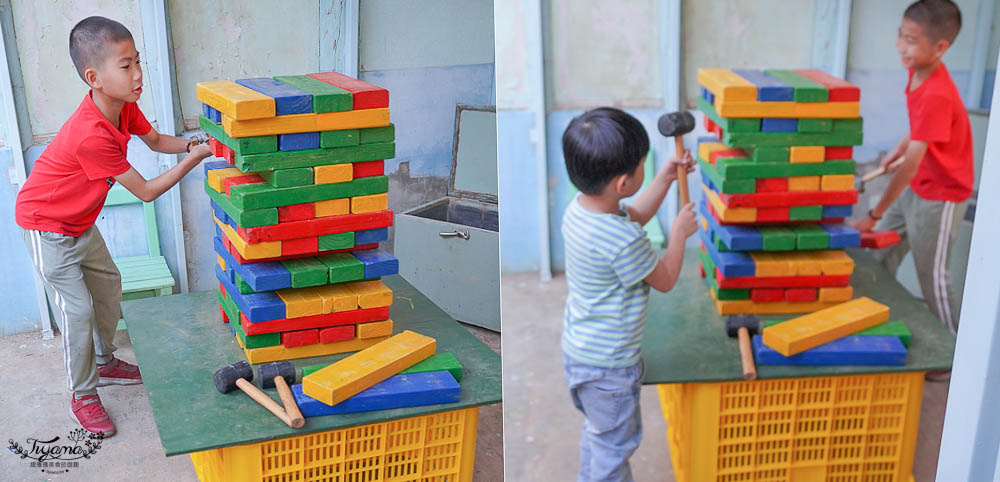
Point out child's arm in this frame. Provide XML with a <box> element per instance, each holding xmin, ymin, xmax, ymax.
<box><xmin>851</xmin><ymin>137</ymin><xmax>927</xmax><ymax>232</ymax></box>
<box><xmin>643</xmin><ymin>202</ymin><xmax>698</xmax><ymax>292</ymax></box>
<box><xmin>138</xmin><ymin>127</ymin><xmax>197</xmax><ymax>154</ymax></box>
<box><xmin>114</xmin><ymin>143</ymin><xmax>213</xmax><ymax>202</ymax></box>
<box><xmin>628</xmin><ymin>151</ymin><xmax>694</xmax><ymax>225</ymax></box>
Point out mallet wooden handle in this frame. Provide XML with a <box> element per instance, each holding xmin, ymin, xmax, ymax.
<box><xmin>737</xmin><ymin>327</ymin><xmax>757</xmax><ymax>381</ymax></box>
<box><xmin>235</xmin><ymin>378</ymin><xmax>295</xmax><ymax>428</ymax></box>
<box><xmin>674</xmin><ymin>136</ymin><xmax>690</xmax><ymax>205</ymax></box>
<box><xmin>273</xmin><ymin>376</ymin><xmax>305</xmax><ymax>429</ymax></box>
<box><xmin>862</xmin><ymin>156</ymin><xmax>906</xmax><ymax>182</ymax></box>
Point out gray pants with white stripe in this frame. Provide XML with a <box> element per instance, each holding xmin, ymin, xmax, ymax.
<box><xmin>21</xmin><ymin>226</ymin><xmax>122</xmax><ymax>397</ymax></box>
<box><xmin>873</xmin><ymin>187</ymin><xmax>966</xmax><ymax>334</ymax></box>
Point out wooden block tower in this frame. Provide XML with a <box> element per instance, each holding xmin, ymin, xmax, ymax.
<box><xmin>198</xmin><ymin>72</ymin><xmax>400</xmax><ymax>364</ymax></box>
<box><xmin>695</xmin><ymin>68</ymin><xmax>864</xmax><ymax>315</ymax></box>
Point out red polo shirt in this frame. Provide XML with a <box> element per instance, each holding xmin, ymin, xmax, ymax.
<box><xmin>15</xmin><ymin>92</ymin><xmax>151</xmax><ymax>236</ymax></box>
<box><xmin>906</xmin><ymin>63</ymin><xmax>974</xmax><ymax>202</ymax></box>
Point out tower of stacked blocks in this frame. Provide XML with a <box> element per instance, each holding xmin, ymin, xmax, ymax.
<box><xmin>695</xmin><ymin>68</ymin><xmax>865</xmax><ymax>315</ymax></box>
<box><xmin>199</xmin><ymin>72</ymin><xmax>402</xmax><ymax>365</ymax></box>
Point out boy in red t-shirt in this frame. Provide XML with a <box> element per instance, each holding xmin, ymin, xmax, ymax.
<box><xmin>15</xmin><ymin>16</ymin><xmax>212</xmax><ymax>436</ymax></box>
<box><xmin>851</xmin><ymin>0</ymin><xmax>972</xmax><ymax>376</ymax></box>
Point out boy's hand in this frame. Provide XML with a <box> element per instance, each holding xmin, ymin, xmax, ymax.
<box><xmin>660</xmin><ymin>150</ymin><xmax>695</xmax><ymax>184</ymax></box>
<box><xmin>849</xmin><ymin>216</ymin><xmax>876</xmax><ymax>233</ymax></box>
<box><xmin>189</xmin><ymin>143</ymin><xmax>212</xmax><ymax>160</ymax></box>
<box><xmin>672</xmin><ymin>202</ymin><xmax>698</xmax><ymax>238</ymax></box>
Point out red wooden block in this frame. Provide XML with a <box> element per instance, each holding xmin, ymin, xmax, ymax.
<box><xmin>278</xmin><ymin>203</ymin><xmax>316</xmax><ymax>223</ymax></box>
<box><xmin>756</xmin><ymin>207</ymin><xmax>789</xmax><ymax>223</ymax></box>
<box><xmin>710</xmin><ymin>148</ymin><xmax>748</xmax><ymax>165</ymax></box>
<box><xmin>824</xmin><ymin>146</ymin><xmax>853</xmax><ymax>159</ymax></box>
<box><xmin>715</xmin><ymin>268</ymin><xmax>851</xmax><ymax>289</ymax></box>
<box><xmin>280</xmin><ymin>236</ymin><xmax>319</xmax><ymax>256</ymax></box>
<box><xmin>319</xmin><ymin>325</ymin><xmax>356</xmax><ymax>343</ymax></box>
<box><xmin>718</xmin><ymin>190</ymin><xmax>858</xmax><ymax>208</ymax></box>
<box><xmin>794</xmin><ymin>69</ymin><xmax>861</xmax><ymax>102</ymax></box>
<box><xmin>704</xmin><ymin>116</ymin><xmax>717</xmax><ymax>132</ymax></box>
<box><xmin>219</xmin><ymin>282</ymin><xmax>226</xmax><ymax>296</ymax></box>
<box><xmin>226</xmin><ymin>240</ymin><xmax>379</xmax><ymax>264</ymax></box>
<box><xmin>282</xmin><ymin>329</ymin><xmax>320</xmax><ymax>348</ymax></box>
<box><xmin>241</xmin><ymin>306</ymin><xmax>391</xmax><ymax>335</ymax></box>
<box><xmin>209</xmin><ymin>137</ymin><xmax>224</xmax><ymax>157</ymax></box>
<box><xmin>699</xmin><ymin>263</ymin><xmax>706</xmax><ymax>277</ymax></box>
<box><xmin>710</xmin><ymin>122</ymin><xmax>722</xmax><ymax>137</ymax></box>
<box><xmin>860</xmin><ymin>230</ymin><xmax>901</xmax><ymax>249</ymax></box>
<box><xmin>238</xmin><ymin>210</ymin><xmax>394</xmax><ymax>243</ymax></box>
<box><xmin>223</xmin><ymin>173</ymin><xmax>266</xmax><ymax>195</ymax></box>
<box><xmin>221</xmin><ymin>143</ymin><xmax>236</xmax><ymax>164</ymax></box>
<box><xmin>785</xmin><ymin>288</ymin><xmax>818</xmax><ymax>302</ymax></box>
<box><xmin>220</xmin><ymin>305</ymin><xmax>229</xmax><ymax>323</ymax></box>
<box><xmin>306</xmin><ymin>72</ymin><xmax>389</xmax><ymax>109</ymax></box>
<box><xmin>755</xmin><ymin>177</ymin><xmax>788</xmax><ymax>193</ymax></box>
<box><xmin>751</xmin><ymin>288</ymin><xmax>784</xmax><ymax>302</ymax></box>
<box><xmin>353</xmin><ymin>160</ymin><xmax>385</xmax><ymax>178</ymax></box>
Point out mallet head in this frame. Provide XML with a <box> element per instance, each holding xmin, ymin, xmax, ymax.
<box><xmin>725</xmin><ymin>314</ymin><xmax>760</xmax><ymax>338</ymax></box>
<box><xmin>258</xmin><ymin>361</ymin><xmax>296</xmax><ymax>389</ymax></box>
<box><xmin>213</xmin><ymin>360</ymin><xmax>253</xmax><ymax>394</ymax></box>
<box><xmin>657</xmin><ymin>111</ymin><xmax>696</xmax><ymax>138</ymax></box>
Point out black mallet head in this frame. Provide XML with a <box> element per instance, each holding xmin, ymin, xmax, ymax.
<box><xmin>258</xmin><ymin>361</ymin><xmax>297</xmax><ymax>389</ymax></box>
<box><xmin>725</xmin><ymin>314</ymin><xmax>760</xmax><ymax>338</ymax></box>
<box><xmin>213</xmin><ymin>361</ymin><xmax>253</xmax><ymax>394</ymax></box>
<box><xmin>657</xmin><ymin>111</ymin><xmax>696</xmax><ymax>138</ymax></box>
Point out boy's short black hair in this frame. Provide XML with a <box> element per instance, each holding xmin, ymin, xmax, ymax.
<box><xmin>69</xmin><ymin>16</ymin><xmax>134</xmax><ymax>82</ymax></box>
<box><xmin>562</xmin><ymin>107</ymin><xmax>650</xmax><ymax>195</ymax></box>
<box><xmin>904</xmin><ymin>0</ymin><xmax>962</xmax><ymax>44</ymax></box>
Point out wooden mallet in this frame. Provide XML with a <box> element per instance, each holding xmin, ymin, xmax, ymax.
<box><xmin>725</xmin><ymin>314</ymin><xmax>760</xmax><ymax>381</ymax></box>
<box><xmin>657</xmin><ymin>111</ymin><xmax>696</xmax><ymax>204</ymax></box>
<box><xmin>259</xmin><ymin>361</ymin><xmax>305</xmax><ymax>429</ymax></box>
<box><xmin>213</xmin><ymin>361</ymin><xmax>297</xmax><ymax>428</ymax></box>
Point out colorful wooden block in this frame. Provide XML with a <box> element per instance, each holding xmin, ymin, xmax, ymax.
<box><xmin>314</xmin><ymin>164</ymin><xmax>354</xmax><ymax>184</ymax></box>
<box><xmin>697</xmin><ymin>158</ymin><xmax>757</xmax><ymax>194</ymax></box>
<box><xmin>306</xmin><ymin>71</ymin><xmax>390</xmax><ymax>109</ymax></box>
<box><xmin>237</xmin><ymin>210</ymin><xmax>393</xmax><ymax>243</ymax></box>
<box><xmin>312</xmin><ymin>283</ymin><xmax>360</xmax><ymax>313</ymax></box>
<box><xmin>196</xmin><ymin>80</ymin><xmax>275</xmax><ymax>120</ymax></box>
<box><xmin>237</xmin><ymin>332</ymin><xmax>387</xmax><ymax>364</ymax></box>
<box><xmin>702</xmin><ymin>150</ymin><xmax>857</xmax><ymax>180</ymax></box>
<box><xmin>724</xmin><ymin>129</ymin><xmax>863</xmax><ymax>148</ymax></box>
<box><xmin>789</xmin><ymin>205</ymin><xmax>823</xmax><ymax>221</ymax></box>
<box><xmin>235</xmin><ymin>142</ymin><xmax>395</xmax><ymax>172</ymax></box>
<box><xmin>276</xmin><ymin>288</ymin><xmax>325</xmax><ymax>318</ymax></box>
<box><xmin>700</xmin><ymin>236</ymin><xmax>755</xmax><ymax>277</ymax></box>
<box><xmin>761</xmin><ymin>297</ymin><xmax>890</xmax><ymax>356</ymax></box>
<box><xmin>281</xmin><ymin>236</ymin><xmax>319</xmax><ymax>256</ymax></box>
<box><xmin>822</xmin><ymin>204</ymin><xmax>853</xmax><ymax>218</ymax></box>
<box><xmin>821</xmin><ymin>223</ymin><xmax>861</xmax><ymax>248</ymax></box>
<box><xmin>229</xmin><ymin>176</ymin><xmax>388</xmax><ymax>210</ymax></box>
<box><xmin>207</xmin><ymin>167</ymin><xmax>247</xmax><ymax>193</ymax></box>
<box><xmin>763</xmin><ymin>319</ymin><xmax>910</xmax><ymax>347</ymax></box>
<box><xmin>273</xmin><ymin>75</ymin><xmax>352</xmax><ymax>113</ymax></box>
<box><xmin>702</xmin><ymin>184</ymin><xmax>757</xmax><ymax>222</ymax></box>
<box><xmin>707</xmin><ymin>263</ymin><xmax>850</xmax><ymax>291</ymax></box>
<box><xmin>214</xmin><ymin>237</ymin><xmax>290</xmax><ymax>291</ymax></box>
<box><xmin>357</xmin><ymin>320</ymin><xmax>394</xmax><ymax>339</ymax></box>
<box><xmin>758</xmin><ymin>226</ymin><xmax>796</xmax><ymax>251</ymax></box>
<box><xmin>236</xmin><ymin>77</ymin><xmax>313</xmax><ymax>115</ymax></box>
<box><xmin>713</xmin><ymin>298</ymin><xmax>842</xmax><ymax>315</ymax></box>
<box><xmin>222</xmin><ymin>108</ymin><xmax>390</xmax><ymax>138</ymax></box>
<box><xmin>214</xmin><ymin>217</ymin><xmax>282</xmax><ymax>258</ymax></box>
<box><xmin>760</xmin><ymin>118</ymin><xmax>797</xmax><ymax>133</ymax></box>
<box><xmin>699</xmin><ymin>206</ymin><xmax>762</xmax><ymax>250</ymax></box>
<box><xmin>750</xmin><ymin>252</ymin><xmax>793</xmax><ymax>277</ymax></box>
<box><xmin>315</xmin><ymin>198</ymin><xmax>351</xmax><ymax>217</ymax></box>
<box><xmin>714</xmin><ymin>98</ymin><xmax>860</xmax><ymax>119</ymax></box>
<box><xmin>319</xmin><ymin>325</ymin><xmax>356</xmax><ymax>343</ymax></box>
<box><xmin>755</xmin><ymin>178</ymin><xmax>787</xmax><ymax>194</ymax></box>
<box><xmin>199</xmin><ymin>116</ymin><xmax>277</xmax><ymax>155</ymax></box>
<box><xmin>203</xmin><ymin>103</ymin><xmax>222</xmax><ymax>123</ymax></box>
<box><xmin>317</xmin><ymin>252</ymin><xmax>367</xmax><ymax>283</ymax></box>
<box><xmin>751</xmin><ymin>146</ymin><xmax>790</xmax><ymax>163</ymax></box>
<box><xmin>732</xmin><ymin>69</ymin><xmax>794</xmax><ymax>101</ymax></box>
<box><xmin>240</xmin><ymin>306</ymin><xmax>390</xmax><ymax>335</ymax></box>
<box><xmin>277</xmin><ymin>203</ymin><xmax>316</xmax><ymax>223</ymax></box>
<box><xmin>819</xmin><ymin>286</ymin><xmax>854</xmax><ymax>302</ymax></box>
<box><xmin>792</xmin><ymin>225</ymin><xmax>830</xmax><ymax>250</ymax></box>
<box><xmin>824</xmin><ymin>146</ymin><xmax>853</xmax><ymax>159</ymax></box>
<box><xmin>291</xmin><ymin>371</ymin><xmax>460</xmax><ymax>417</ymax></box>
<box><xmin>215</xmin><ymin>265</ymin><xmax>285</xmax><ymax>322</ymax></box>
<box><xmin>303</xmin><ymin>352</ymin><xmax>464</xmax><ymax>381</ymax></box>
<box><xmin>813</xmin><ymin>250</ymin><xmax>855</xmax><ymax>275</ymax></box>
<box><xmin>223</xmin><ymin>173</ymin><xmax>266</xmax><ymax>196</ymax></box>
<box><xmin>753</xmin><ymin>335</ymin><xmax>906</xmax><ymax>366</ymax></box>
<box><xmin>278</xmin><ymin>132</ymin><xmax>320</xmax><ymax>151</ymax></box>
<box><xmin>785</xmin><ymin>288</ymin><xmax>818</xmax><ymax>302</ymax></box>
<box><xmin>794</xmin><ymin>69</ymin><xmax>861</xmax><ymax>101</ymax></box>
<box><xmin>789</xmin><ymin>146</ymin><xmax>825</xmax><ymax>163</ymax></box>
<box><xmin>763</xmin><ymin>69</ymin><xmax>829</xmax><ymax>102</ymax></box>
<box><xmin>355</xmin><ymin>227</ymin><xmax>388</xmax><ymax>245</ymax></box>
<box><xmin>282</xmin><ymin>329</ymin><xmax>320</xmax><ymax>348</ymax></box>
<box><xmin>351</xmin><ymin>193</ymin><xmax>389</xmax><ymax>214</ymax></box>
<box><xmin>360</xmin><ymin>124</ymin><xmax>396</xmax><ymax>144</ymax></box>
<box><xmin>205</xmin><ymin>181</ymin><xmax>278</xmax><ymax>227</ymax></box>
<box><xmin>228</xmin><ymin>305</ymin><xmax>282</xmax><ymax>348</ymax></box>
<box><xmin>348</xmin><ymin>280</ymin><xmax>394</xmax><ymax>309</ymax></box>
<box><xmin>833</xmin><ymin>117</ymin><xmax>864</xmax><ymax>132</ymax></box>
<box><xmin>787</xmin><ymin>176</ymin><xmax>820</xmax><ymax>192</ymax></box>
<box><xmin>751</xmin><ymin>288</ymin><xmax>784</xmax><ymax>302</ymax></box>
<box><xmin>353</xmin><ymin>248</ymin><xmax>400</xmax><ymax>278</ymax></box>
<box><xmin>320</xmin><ymin>129</ymin><xmax>360</xmax><ymax>148</ymax></box>
<box><xmin>259</xmin><ymin>167</ymin><xmax>314</xmax><ymax>188</ymax></box>
<box><xmin>318</xmin><ymin>232</ymin><xmax>355</xmax><ymax>251</ymax></box>
<box><xmin>797</xmin><ymin>118</ymin><xmax>833</xmax><ymax>133</ymax></box>
<box><xmin>861</xmin><ymin>230</ymin><xmax>902</xmax><ymax>249</ymax></box>
<box><xmin>302</xmin><ymin>330</ymin><xmax>436</xmax><ymax>406</ymax></box>
<box><xmin>280</xmin><ymin>258</ymin><xmax>330</xmax><ymax>288</ymax></box>
<box><xmin>821</xmin><ymin>174</ymin><xmax>855</xmax><ymax>191</ymax></box>
<box><xmin>697</xmin><ymin>68</ymin><xmax>758</xmax><ymax>101</ymax></box>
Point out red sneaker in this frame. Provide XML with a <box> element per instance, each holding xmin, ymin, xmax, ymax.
<box><xmin>97</xmin><ymin>358</ymin><xmax>143</xmax><ymax>386</ymax></box>
<box><xmin>69</xmin><ymin>394</ymin><xmax>116</xmax><ymax>437</ymax></box>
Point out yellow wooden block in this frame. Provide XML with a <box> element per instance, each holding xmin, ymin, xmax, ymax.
<box><xmin>314</xmin><ymin>164</ymin><xmax>353</xmax><ymax>184</ymax></box>
<box><xmin>700</xmin><ymin>217</ymin><xmax>708</xmax><ymax>231</ymax></box>
<box><xmin>761</xmin><ymin>297</ymin><xmax>890</xmax><ymax>356</ymax></box>
<box><xmin>276</xmin><ymin>288</ymin><xmax>325</xmax><ymax>318</ymax></box>
<box><xmin>714</xmin><ymin>298</ymin><xmax>842</xmax><ymax>315</ymax></box>
<box><xmin>715</xmin><ymin>100</ymin><xmax>860</xmax><ymax>119</ymax></box>
<box><xmin>698</xmin><ymin>141</ymin><xmax>729</xmax><ymax>163</ymax></box>
<box><xmin>236</xmin><ymin>331</ymin><xmax>388</xmax><ymax>364</ymax></box>
<box><xmin>789</xmin><ymin>146</ymin><xmax>825</xmax><ymax>163</ymax></box>
<box><xmin>302</xmin><ymin>330</ymin><xmax>436</xmax><ymax>406</ymax></box>
<box><xmin>315</xmin><ymin>198</ymin><xmax>351</xmax><ymax>217</ymax></box>
<box><xmin>196</xmin><ymin>80</ymin><xmax>275</xmax><ymax>120</ymax></box>
<box><xmin>702</xmin><ymin>184</ymin><xmax>756</xmax><ymax>222</ymax></box>
<box><xmin>351</xmin><ymin>193</ymin><xmax>389</xmax><ymax>214</ymax></box>
<box><xmin>821</xmin><ymin>174</ymin><xmax>855</xmax><ymax>191</ymax></box>
<box><xmin>357</xmin><ymin>320</ymin><xmax>394</xmax><ymax>339</ymax></box>
<box><xmin>223</xmin><ymin>108</ymin><xmax>391</xmax><ymax>137</ymax></box>
<box><xmin>347</xmin><ymin>280</ymin><xmax>394</xmax><ymax>309</ymax></box>
<box><xmin>787</xmin><ymin>176</ymin><xmax>820</xmax><ymax>191</ymax></box>
<box><xmin>317</xmin><ymin>108</ymin><xmax>390</xmax><ymax>131</ymax></box>
<box><xmin>207</xmin><ymin>167</ymin><xmax>248</xmax><ymax>193</ymax></box>
<box><xmin>751</xmin><ymin>252</ymin><xmax>793</xmax><ymax>277</ymax></box>
<box><xmin>787</xmin><ymin>251</ymin><xmax>822</xmax><ymax>276</ymax></box>
<box><xmin>814</xmin><ymin>250</ymin><xmax>855</xmax><ymax>275</ymax></box>
<box><xmin>312</xmin><ymin>283</ymin><xmax>359</xmax><ymax>313</ymax></box>
<box><xmin>819</xmin><ymin>286</ymin><xmax>854</xmax><ymax>302</ymax></box>
<box><xmin>217</xmin><ymin>254</ymin><xmax>225</xmax><ymax>271</ymax></box>
<box><xmin>214</xmin><ymin>217</ymin><xmax>282</xmax><ymax>259</ymax></box>
<box><xmin>697</xmin><ymin>68</ymin><xmax>757</xmax><ymax>102</ymax></box>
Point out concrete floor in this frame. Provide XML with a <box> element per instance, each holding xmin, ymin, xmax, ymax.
<box><xmin>0</xmin><ymin>324</ymin><xmax>502</xmax><ymax>481</ymax></box>
<box><xmin>501</xmin><ymin>272</ymin><xmax>951</xmax><ymax>482</ymax></box>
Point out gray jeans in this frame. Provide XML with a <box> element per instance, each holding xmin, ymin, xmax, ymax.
<box><xmin>21</xmin><ymin>226</ymin><xmax>122</xmax><ymax>396</ymax></box>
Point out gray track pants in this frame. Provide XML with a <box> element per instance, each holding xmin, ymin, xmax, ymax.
<box><xmin>21</xmin><ymin>226</ymin><xmax>122</xmax><ymax>397</ymax></box>
<box><xmin>873</xmin><ymin>187</ymin><xmax>966</xmax><ymax>334</ymax></box>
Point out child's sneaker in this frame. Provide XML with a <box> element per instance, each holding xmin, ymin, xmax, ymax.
<box><xmin>69</xmin><ymin>394</ymin><xmax>116</xmax><ymax>437</ymax></box>
<box><xmin>97</xmin><ymin>357</ymin><xmax>142</xmax><ymax>386</ymax></box>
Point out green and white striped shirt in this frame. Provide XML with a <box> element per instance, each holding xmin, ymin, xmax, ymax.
<box><xmin>561</xmin><ymin>194</ymin><xmax>659</xmax><ymax>368</ymax></box>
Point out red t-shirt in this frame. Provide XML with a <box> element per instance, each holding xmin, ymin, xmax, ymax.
<box><xmin>15</xmin><ymin>92</ymin><xmax>151</xmax><ymax>236</ymax></box>
<box><xmin>906</xmin><ymin>63</ymin><xmax>974</xmax><ymax>202</ymax></box>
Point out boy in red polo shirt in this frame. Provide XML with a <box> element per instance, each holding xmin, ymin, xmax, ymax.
<box><xmin>851</xmin><ymin>0</ymin><xmax>972</xmax><ymax>378</ymax></box>
<box><xmin>15</xmin><ymin>16</ymin><xmax>212</xmax><ymax>436</ymax></box>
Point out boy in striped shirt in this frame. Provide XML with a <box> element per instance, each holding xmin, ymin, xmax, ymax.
<box><xmin>560</xmin><ymin>107</ymin><xmax>697</xmax><ymax>481</ymax></box>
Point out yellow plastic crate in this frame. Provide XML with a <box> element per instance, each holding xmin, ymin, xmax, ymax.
<box><xmin>658</xmin><ymin>372</ymin><xmax>923</xmax><ymax>482</ymax></box>
<box><xmin>190</xmin><ymin>407</ymin><xmax>478</xmax><ymax>481</ymax></box>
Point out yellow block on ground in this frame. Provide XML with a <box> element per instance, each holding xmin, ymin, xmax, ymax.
<box><xmin>223</xmin><ymin>108</ymin><xmax>390</xmax><ymax>137</ymax></box>
<box><xmin>821</xmin><ymin>174</ymin><xmax>855</xmax><ymax>191</ymax></box>
<box><xmin>351</xmin><ymin>193</ymin><xmax>389</xmax><ymax>214</ymax></box>
<box><xmin>357</xmin><ymin>320</ymin><xmax>394</xmax><ymax>339</ymax></box>
<box><xmin>762</xmin><ymin>297</ymin><xmax>890</xmax><ymax>356</ymax></box>
<box><xmin>312</xmin><ymin>284</ymin><xmax>359</xmax><ymax>313</ymax></box>
<box><xmin>819</xmin><ymin>286</ymin><xmax>854</xmax><ymax>302</ymax></box>
<box><xmin>788</xmin><ymin>176</ymin><xmax>820</xmax><ymax>191</ymax></box>
<box><xmin>302</xmin><ymin>330</ymin><xmax>436</xmax><ymax>406</ymax></box>
<box><xmin>314</xmin><ymin>164</ymin><xmax>353</xmax><ymax>184</ymax></box>
<box><xmin>196</xmin><ymin>81</ymin><xmax>275</xmax><ymax>120</ymax></box>
<box><xmin>702</xmin><ymin>184</ymin><xmax>756</xmax><ymax>222</ymax></box>
<box><xmin>348</xmin><ymin>280</ymin><xmax>394</xmax><ymax>308</ymax></box>
<box><xmin>315</xmin><ymin>198</ymin><xmax>350</xmax><ymax>217</ymax></box>
<box><xmin>276</xmin><ymin>288</ymin><xmax>325</xmax><ymax>318</ymax></box>
<box><xmin>697</xmin><ymin>68</ymin><xmax>757</xmax><ymax>102</ymax></box>
<box><xmin>236</xmin><ymin>330</ymin><xmax>387</xmax><ymax>364</ymax></box>
<box><xmin>208</xmin><ymin>167</ymin><xmax>247</xmax><ymax>193</ymax></box>
<box><xmin>214</xmin><ymin>217</ymin><xmax>281</xmax><ymax>259</ymax></box>
<box><xmin>789</xmin><ymin>146</ymin><xmax>825</xmax><ymax>163</ymax></box>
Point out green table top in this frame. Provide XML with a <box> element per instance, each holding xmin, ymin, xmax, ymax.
<box><xmin>641</xmin><ymin>248</ymin><xmax>956</xmax><ymax>384</ymax></box>
<box><xmin>122</xmin><ymin>275</ymin><xmax>502</xmax><ymax>457</ymax></box>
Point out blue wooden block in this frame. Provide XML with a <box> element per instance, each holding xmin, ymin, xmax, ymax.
<box><xmin>211</xmin><ymin>200</ymin><xmax>227</xmax><ymax>222</ymax></box>
<box><xmin>697</xmin><ymin>135</ymin><xmax>721</xmax><ymax>149</ymax></box>
<box><xmin>352</xmin><ymin>248</ymin><xmax>399</xmax><ymax>278</ymax></box>
<box><xmin>278</xmin><ymin>132</ymin><xmax>320</xmax><ymax>151</ymax></box>
<box><xmin>355</xmin><ymin>227</ymin><xmax>388</xmax><ymax>245</ymax></box>
<box><xmin>202</xmin><ymin>103</ymin><xmax>222</xmax><ymax>123</ymax></box>
<box><xmin>213</xmin><ymin>236</ymin><xmax>292</xmax><ymax>292</ymax></box>
<box><xmin>733</xmin><ymin>69</ymin><xmax>794</xmax><ymax>101</ymax></box>
<box><xmin>204</xmin><ymin>161</ymin><xmax>232</xmax><ymax>176</ymax></box>
<box><xmin>822</xmin><ymin>204</ymin><xmax>853</xmax><ymax>218</ymax></box>
<box><xmin>753</xmin><ymin>335</ymin><xmax>907</xmax><ymax>366</ymax></box>
<box><xmin>699</xmin><ymin>202</ymin><xmax>762</xmax><ymax>251</ymax></box>
<box><xmin>291</xmin><ymin>371</ymin><xmax>461</xmax><ymax>416</ymax></box>
<box><xmin>699</xmin><ymin>228</ymin><xmax>755</xmax><ymax>277</ymax></box>
<box><xmin>821</xmin><ymin>223</ymin><xmax>861</xmax><ymax>248</ymax></box>
<box><xmin>760</xmin><ymin>118</ymin><xmax>797</xmax><ymax>133</ymax></box>
<box><xmin>214</xmin><ymin>264</ymin><xmax>285</xmax><ymax>322</ymax></box>
<box><xmin>235</xmin><ymin>77</ymin><xmax>313</xmax><ymax>116</ymax></box>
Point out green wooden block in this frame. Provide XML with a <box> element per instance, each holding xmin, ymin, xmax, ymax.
<box><xmin>302</xmin><ymin>352</ymin><xmax>465</xmax><ymax>381</ymax></box>
<box><xmin>764</xmin><ymin>69</ymin><xmax>829</xmax><ymax>102</ymax></box>
<box><xmin>360</xmin><ymin>124</ymin><xmax>396</xmax><ymax>143</ymax></box>
<box><xmin>259</xmin><ymin>167</ymin><xmax>314</xmax><ymax>188</ymax></box>
<box><xmin>758</xmin><ymin>227</ymin><xmax>796</xmax><ymax>251</ymax></box>
<box><xmin>833</xmin><ymin>117</ymin><xmax>864</xmax><ymax>132</ymax></box>
<box><xmin>697</xmin><ymin>158</ymin><xmax>757</xmax><ymax>193</ymax></box>
<box><xmin>220</xmin><ymin>289</ymin><xmax>240</xmax><ymax>323</ymax></box>
<box><xmin>235</xmin><ymin>142</ymin><xmax>396</xmax><ymax>172</ymax></box>
<box><xmin>789</xmin><ymin>205</ymin><xmax>823</xmax><ymax>221</ymax></box>
<box><xmin>714</xmin><ymin>233</ymin><xmax>730</xmax><ymax>252</ymax></box>
<box><xmin>714</xmin><ymin>159</ymin><xmax>856</xmax><ymax>180</ymax></box>
<box><xmin>792</xmin><ymin>225</ymin><xmax>830</xmax><ymax>250</ymax></box>
<box><xmin>234</xmin><ymin>272</ymin><xmax>255</xmax><ymax>294</ymax></box>
<box><xmin>199</xmin><ymin>115</ymin><xmax>277</xmax><ymax>155</ymax></box>
<box><xmin>229</xmin><ymin>176</ymin><xmax>389</xmax><ymax>210</ymax></box>
<box><xmin>318</xmin><ymin>231</ymin><xmax>355</xmax><ymax>251</ymax></box>
<box><xmin>751</xmin><ymin>147</ymin><xmax>790</xmax><ymax>163</ymax></box>
<box><xmin>724</xmin><ymin>130</ymin><xmax>863</xmax><ymax>148</ymax></box>
<box><xmin>708</xmin><ymin>276</ymin><xmax>749</xmax><ymax>300</ymax></box>
<box><xmin>319</xmin><ymin>129</ymin><xmax>360</xmax><ymax>148</ymax></box>
<box><xmin>699</xmin><ymin>246</ymin><xmax>717</xmax><ymax>275</ymax></box>
<box><xmin>316</xmin><ymin>252</ymin><xmax>366</xmax><ymax>283</ymax></box>
<box><xmin>697</xmin><ymin>97</ymin><xmax>760</xmax><ymax>133</ymax></box>
<box><xmin>204</xmin><ymin>180</ymin><xmax>279</xmax><ymax>227</ymax></box>
<box><xmin>796</xmin><ymin>118</ymin><xmax>833</xmax><ymax>133</ymax></box>
<box><xmin>764</xmin><ymin>320</ymin><xmax>912</xmax><ymax>347</ymax></box>
<box><xmin>231</xmin><ymin>309</ymin><xmax>281</xmax><ymax>349</ymax></box>
<box><xmin>273</xmin><ymin>75</ymin><xmax>353</xmax><ymax>113</ymax></box>
<box><xmin>727</xmin><ymin>118</ymin><xmax>761</xmax><ymax>133</ymax></box>
<box><xmin>280</xmin><ymin>258</ymin><xmax>330</xmax><ymax>288</ymax></box>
